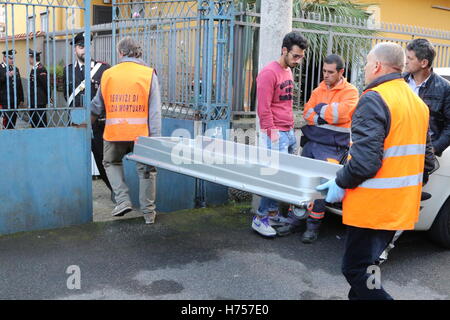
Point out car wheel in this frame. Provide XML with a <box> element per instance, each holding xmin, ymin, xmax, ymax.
<box><xmin>428</xmin><ymin>197</ymin><xmax>450</xmax><ymax>249</ymax></box>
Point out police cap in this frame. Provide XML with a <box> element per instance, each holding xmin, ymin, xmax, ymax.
<box><xmin>2</xmin><ymin>49</ymin><xmax>17</xmax><ymax>57</ymax></box>
<box><xmin>70</xmin><ymin>32</ymin><xmax>93</xmax><ymax>46</ymax></box>
<box><xmin>28</xmin><ymin>49</ymin><xmax>41</xmax><ymax>57</ymax></box>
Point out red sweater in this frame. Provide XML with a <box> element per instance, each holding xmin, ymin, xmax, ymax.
<box><xmin>256</xmin><ymin>61</ymin><xmax>295</xmax><ymax>137</ymax></box>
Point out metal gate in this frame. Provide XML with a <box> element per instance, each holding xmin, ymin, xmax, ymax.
<box><xmin>111</xmin><ymin>0</ymin><xmax>235</xmax><ymax>211</ymax></box>
<box><xmin>233</xmin><ymin>6</ymin><xmax>450</xmax><ymax>113</ymax></box>
<box><xmin>0</xmin><ymin>0</ymin><xmax>93</xmax><ymax>235</ymax></box>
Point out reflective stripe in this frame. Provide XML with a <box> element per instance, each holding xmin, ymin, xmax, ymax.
<box><xmin>106</xmin><ymin>118</ymin><xmax>148</xmax><ymax>125</ymax></box>
<box><xmin>305</xmin><ymin>108</ymin><xmax>315</xmax><ymax>119</ymax></box>
<box><xmin>360</xmin><ymin>173</ymin><xmax>423</xmax><ymax>189</ymax></box>
<box><xmin>317</xmin><ymin>123</ymin><xmax>350</xmax><ymax>133</ymax></box>
<box><xmin>319</xmin><ymin>104</ymin><xmax>328</xmax><ymax>120</ymax></box>
<box><xmin>332</xmin><ymin>102</ymin><xmax>339</xmax><ymax>124</ymax></box>
<box><xmin>383</xmin><ymin>144</ymin><xmax>425</xmax><ymax>159</ymax></box>
<box><xmin>313</xmin><ymin>114</ymin><xmax>319</xmax><ymax>125</ymax></box>
<box><xmin>319</xmin><ymin>103</ymin><xmax>339</xmax><ymax>124</ymax></box>
<box><xmin>309</xmin><ymin>211</ymin><xmax>325</xmax><ymax>219</ymax></box>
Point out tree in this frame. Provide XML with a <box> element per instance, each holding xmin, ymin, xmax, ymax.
<box><xmin>292</xmin><ymin>0</ymin><xmax>377</xmax><ymax>65</ymax></box>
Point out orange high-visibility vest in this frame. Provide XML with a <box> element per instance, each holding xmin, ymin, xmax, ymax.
<box><xmin>101</xmin><ymin>62</ymin><xmax>153</xmax><ymax>142</ymax></box>
<box><xmin>342</xmin><ymin>78</ymin><xmax>429</xmax><ymax>230</ymax></box>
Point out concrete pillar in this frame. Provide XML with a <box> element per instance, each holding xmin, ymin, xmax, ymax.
<box><xmin>253</xmin><ymin>0</ymin><xmax>292</xmax><ymax>214</ymax></box>
<box><xmin>258</xmin><ymin>0</ymin><xmax>293</xmax><ymax>70</ymax></box>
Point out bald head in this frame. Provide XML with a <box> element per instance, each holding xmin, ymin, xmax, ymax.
<box><xmin>370</xmin><ymin>42</ymin><xmax>405</xmax><ymax>72</ymax></box>
<box><xmin>364</xmin><ymin>42</ymin><xmax>405</xmax><ymax>85</ymax></box>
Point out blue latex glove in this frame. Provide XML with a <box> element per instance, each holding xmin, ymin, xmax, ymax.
<box><xmin>316</xmin><ymin>179</ymin><xmax>345</xmax><ymax>203</ymax></box>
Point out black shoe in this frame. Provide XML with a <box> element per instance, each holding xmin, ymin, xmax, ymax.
<box><xmin>301</xmin><ymin>228</ymin><xmax>319</xmax><ymax>244</ymax></box>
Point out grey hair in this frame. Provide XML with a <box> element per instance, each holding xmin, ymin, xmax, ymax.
<box><xmin>117</xmin><ymin>36</ymin><xmax>143</xmax><ymax>58</ymax></box>
<box><xmin>370</xmin><ymin>42</ymin><xmax>405</xmax><ymax>72</ymax></box>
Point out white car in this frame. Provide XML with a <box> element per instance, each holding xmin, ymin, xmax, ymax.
<box><xmin>434</xmin><ymin>67</ymin><xmax>450</xmax><ymax>81</ymax></box>
<box><xmin>326</xmin><ymin>68</ymin><xmax>450</xmax><ymax>249</ymax></box>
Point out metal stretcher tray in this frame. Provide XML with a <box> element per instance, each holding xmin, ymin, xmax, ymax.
<box><xmin>127</xmin><ymin>136</ymin><xmax>342</xmax><ymax>209</ymax></box>
<box><xmin>128</xmin><ymin>136</ymin><xmax>341</xmax><ymax>206</ymax></box>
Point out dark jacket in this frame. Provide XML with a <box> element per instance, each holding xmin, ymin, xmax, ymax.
<box><xmin>336</xmin><ymin>73</ymin><xmax>435</xmax><ymax>189</ymax></box>
<box><xmin>404</xmin><ymin>71</ymin><xmax>450</xmax><ymax>156</ymax></box>
<box><xmin>0</xmin><ymin>62</ymin><xmax>24</xmax><ymax>108</ymax></box>
<box><xmin>63</xmin><ymin>60</ymin><xmax>110</xmax><ymax>109</ymax></box>
<box><xmin>28</xmin><ymin>62</ymin><xmax>48</xmax><ymax>107</ymax></box>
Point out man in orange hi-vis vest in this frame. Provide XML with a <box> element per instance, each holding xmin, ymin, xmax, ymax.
<box><xmin>317</xmin><ymin>42</ymin><xmax>435</xmax><ymax>300</ymax></box>
<box><xmin>91</xmin><ymin>37</ymin><xmax>161</xmax><ymax>225</ymax></box>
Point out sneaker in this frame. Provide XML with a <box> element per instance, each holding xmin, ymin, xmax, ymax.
<box><xmin>269</xmin><ymin>213</ymin><xmax>301</xmax><ymax>226</ymax></box>
<box><xmin>143</xmin><ymin>212</ymin><xmax>156</xmax><ymax>225</ymax></box>
<box><xmin>111</xmin><ymin>202</ymin><xmax>133</xmax><ymax>217</ymax></box>
<box><xmin>252</xmin><ymin>216</ymin><xmax>276</xmax><ymax>237</ymax></box>
<box><xmin>301</xmin><ymin>228</ymin><xmax>319</xmax><ymax>244</ymax></box>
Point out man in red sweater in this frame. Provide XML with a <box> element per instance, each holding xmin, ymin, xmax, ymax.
<box><xmin>300</xmin><ymin>54</ymin><xmax>359</xmax><ymax>243</ymax></box>
<box><xmin>253</xmin><ymin>31</ymin><xmax>308</xmax><ymax>237</ymax></box>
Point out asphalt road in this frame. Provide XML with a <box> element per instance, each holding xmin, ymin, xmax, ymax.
<box><xmin>0</xmin><ymin>202</ymin><xmax>449</xmax><ymax>300</ymax></box>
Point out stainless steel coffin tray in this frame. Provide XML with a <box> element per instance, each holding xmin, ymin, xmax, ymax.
<box><xmin>127</xmin><ymin>136</ymin><xmax>342</xmax><ymax>206</ymax></box>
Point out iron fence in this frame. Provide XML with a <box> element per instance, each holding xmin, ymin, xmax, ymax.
<box><xmin>111</xmin><ymin>0</ymin><xmax>234</xmax><ymax>122</ymax></box>
<box><xmin>0</xmin><ymin>0</ymin><xmax>91</xmax><ymax>129</ymax></box>
<box><xmin>233</xmin><ymin>8</ymin><xmax>450</xmax><ymax>113</ymax></box>
<box><xmin>3</xmin><ymin>2</ymin><xmax>449</xmax><ymax>127</ymax></box>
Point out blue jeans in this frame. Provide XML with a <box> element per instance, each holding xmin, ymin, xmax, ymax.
<box><xmin>342</xmin><ymin>226</ymin><xmax>395</xmax><ymax>300</ymax></box>
<box><xmin>257</xmin><ymin>129</ymin><xmax>297</xmax><ymax>216</ymax></box>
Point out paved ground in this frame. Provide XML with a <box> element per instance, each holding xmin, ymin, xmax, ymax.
<box><xmin>92</xmin><ymin>178</ymin><xmax>144</xmax><ymax>223</ymax></box>
<box><xmin>0</xmin><ymin>180</ymin><xmax>449</xmax><ymax>300</ymax></box>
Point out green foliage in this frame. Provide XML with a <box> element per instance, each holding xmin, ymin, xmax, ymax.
<box><xmin>292</xmin><ymin>0</ymin><xmax>378</xmax><ymax>63</ymax></box>
<box><xmin>47</xmin><ymin>60</ymin><xmax>65</xmax><ymax>78</ymax></box>
<box><xmin>295</xmin><ymin>0</ymin><xmax>373</xmax><ymax>20</ymax></box>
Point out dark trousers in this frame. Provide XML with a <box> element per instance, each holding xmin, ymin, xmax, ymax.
<box><xmin>341</xmin><ymin>226</ymin><xmax>396</xmax><ymax>300</ymax></box>
<box><xmin>301</xmin><ymin>141</ymin><xmax>347</xmax><ymax>225</ymax></box>
<box><xmin>30</xmin><ymin>105</ymin><xmax>47</xmax><ymax>128</ymax></box>
<box><xmin>92</xmin><ymin>120</ymin><xmax>112</xmax><ymax>191</ymax></box>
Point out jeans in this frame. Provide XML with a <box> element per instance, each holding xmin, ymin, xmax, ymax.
<box><xmin>341</xmin><ymin>226</ymin><xmax>396</xmax><ymax>300</ymax></box>
<box><xmin>257</xmin><ymin>129</ymin><xmax>296</xmax><ymax>216</ymax></box>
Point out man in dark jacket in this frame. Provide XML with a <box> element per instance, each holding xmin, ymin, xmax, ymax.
<box><xmin>63</xmin><ymin>32</ymin><xmax>113</xmax><ymax>201</ymax></box>
<box><xmin>0</xmin><ymin>49</ymin><xmax>24</xmax><ymax>129</ymax></box>
<box><xmin>317</xmin><ymin>42</ymin><xmax>435</xmax><ymax>300</ymax></box>
<box><xmin>28</xmin><ymin>49</ymin><xmax>48</xmax><ymax>128</ymax></box>
<box><xmin>404</xmin><ymin>38</ymin><xmax>450</xmax><ymax>157</ymax></box>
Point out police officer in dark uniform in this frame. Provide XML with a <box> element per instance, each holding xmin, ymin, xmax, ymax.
<box><xmin>28</xmin><ymin>49</ymin><xmax>48</xmax><ymax>128</ymax></box>
<box><xmin>0</xmin><ymin>49</ymin><xmax>24</xmax><ymax>129</ymax></box>
<box><xmin>63</xmin><ymin>32</ymin><xmax>114</xmax><ymax>200</ymax></box>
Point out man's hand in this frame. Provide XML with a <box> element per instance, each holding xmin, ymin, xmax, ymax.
<box><xmin>316</xmin><ymin>179</ymin><xmax>345</xmax><ymax>203</ymax></box>
<box><xmin>269</xmin><ymin>129</ymin><xmax>279</xmax><ymax>143</ymax></box>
